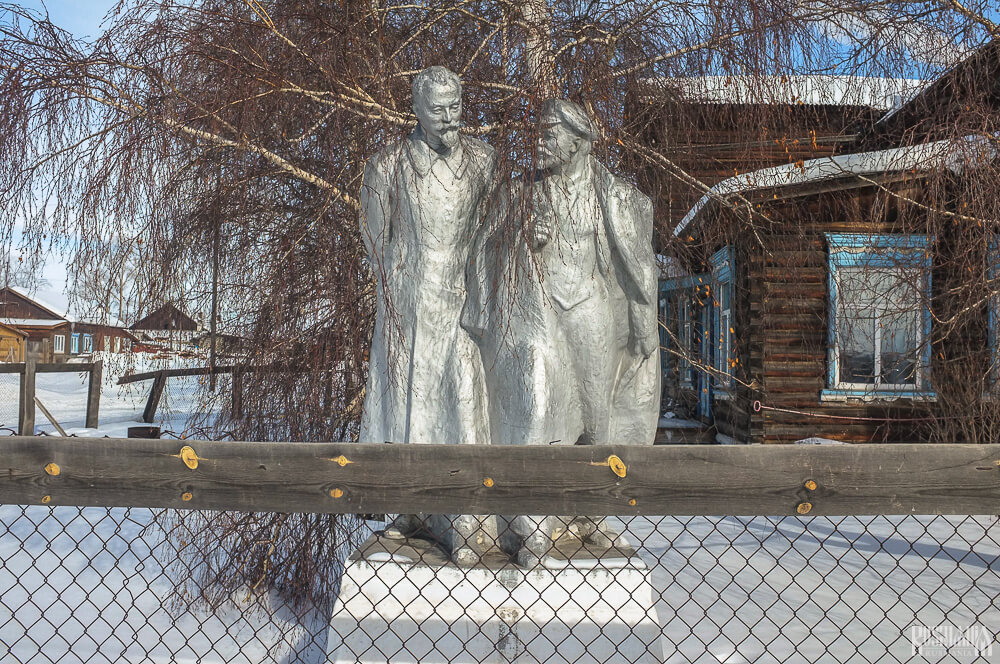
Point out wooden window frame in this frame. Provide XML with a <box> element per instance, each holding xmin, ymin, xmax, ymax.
<box><xmin>822</xmin><ymin>233</ymin><xmax>935</xmax><ymax>402</ymax></box>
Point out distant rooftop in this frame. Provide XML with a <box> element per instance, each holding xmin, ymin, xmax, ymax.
<box><xmin>5</xmin><ymin>285</ymin><xmax>127</xmax><ymax>328</ymax></box>
<box><xmin>648</xmin><ymin>75</ymin><xmax>926</xmax><ymax>112</ymax></box>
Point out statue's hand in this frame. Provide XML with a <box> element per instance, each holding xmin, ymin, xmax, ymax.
<box><xmin>630</xmin><ymin>332</ymin><xmax>657</xmax><ymax>359</ymax></box>
<box><xmin>532</xmin><ymin>216</ymin><xmax>553</xmax><ymax>249</ymax></box>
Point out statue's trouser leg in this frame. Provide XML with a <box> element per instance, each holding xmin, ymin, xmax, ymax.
<box><xmin>557</xmin><ymin>294</ymin><xmax>617</xmax><ymax>543</ymax></box>
<box><xmin>427</xmin><ymin>514</ymin><xmax>497</xmax><ymax>565</ymax></box>
<box><xmin>507</xmin><ymin>515</ymin><xmax>560</xmax><ymax>557</ymax></box>
<box><xmin>558</xmin><ymin>295</ymin><xmax>616</xmax><ymax>445</ymax></box>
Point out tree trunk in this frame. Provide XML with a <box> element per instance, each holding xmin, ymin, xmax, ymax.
<box><xmin>521</xmin><ymin>0</ymin><xmax>556</xmax><ymax>95</ymax></box>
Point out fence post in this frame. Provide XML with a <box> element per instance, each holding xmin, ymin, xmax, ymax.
<box><xmin>86</xmin><ymin>360</ymin><xmax>102</xmax><ymax>429</ymax></box>
<box><xmin>142</xmin><ymin>371</ymin><xmax>166</xmax><ymax>424</ymax></box>
<box><xmin>231</xmin><ymin>367</ymin><xmax>243</xmax><ymax>420</ymax></box>
<box><xmin>19</xmin><ymin>360</ymin><xmax>35</xmax><ymax>436</ymax></box>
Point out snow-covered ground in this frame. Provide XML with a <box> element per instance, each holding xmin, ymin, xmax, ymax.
<box><xmin>1</xmin><ymin>371</ymin><xmax>998</xmax><ymax>663</ymax></box>
<box><xmin>3</xmin><ymin>509</ymin><xmax>996</xmax><ymax>663</ymax></box>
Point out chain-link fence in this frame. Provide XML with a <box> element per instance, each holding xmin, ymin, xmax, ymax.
<box><xmin>0</xmin><ymin>370</ymin><xmax>19</xmax><ymax>431</ymax></box>
<box><xmin>2</xmin><ymin>504</ymin><xmax>997</xmax><ymax>663</ymax></box>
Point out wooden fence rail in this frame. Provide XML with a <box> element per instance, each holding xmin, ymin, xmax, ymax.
<box><xmin>2</xmin><ymin>361</ymin><xmax>102</xmax><ymax>434</ymax></box>
<box><xmin>1</xmin><ymin>438</ymin><xmax>997</xmax><ymax>516</ymax></box>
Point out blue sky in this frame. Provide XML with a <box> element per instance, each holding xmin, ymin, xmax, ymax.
<box><xmin>16</xmin><ymin>0</ymin><xmax>117</xmax><ymax>38</ymax></box>
<box><xmin>8</xmin><ymin>3</ymin><xmax>118</xmax><ymax>312</ymax></box>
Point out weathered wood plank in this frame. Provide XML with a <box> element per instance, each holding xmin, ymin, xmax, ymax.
<box><xmin>34</xmin><ymin>397</ymin><xmax>68</xmax><ymax>437</ymax></box>
<box><xmin>119</xmin><ymin>365</ymin><xmax>235</xmax><ymax>385</ymax></box>
<box><xmin>18</xmin><ymin>361</ymin><xmax>35</xmax><ymax>436</ymax></box>
<box><xmin>35</xmin><ymin>362</ymin><xmax>95</xmax><ymax>373</ymax></box>
<box><xmin>141</xmin><ymin>372</ymin><xmax>166</xmax><ymax>424</ymax></box>
<box><xmin>86</xmin><ymin>360</ymin><xmax>102</xmax><ymax>429</ymax></box>
<box><xmin>0</xmin><ymin>438</ymin><xmax>996</xmax><ymax>516</ymax></box>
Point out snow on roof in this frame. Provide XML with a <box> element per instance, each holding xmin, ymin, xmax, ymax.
<box><xmin>74</xmin><ymin>312</ymin><xmax>129</xmax><ymax>328</ymax></box>
<box><xmin>648</xmin><ymin>75</ymin><xmax>925</xmax><ymax>111</ymax></box>
<box><xmin>6</xmin><ymin>285</ymin><xmax>67</xmax><ymax>319</ymax></box>
<box><xmin>6</xmin><ymin>285</ymin><xmax>128</xmax><ymax>327</ymax></box>
<box><xmin>0</xmin><ymin>317</ymin><xmax>69</xmax><ymax>329</ymax></box>
<box><xmin>674</xmin><ymin>135</ymin><xmax>996</xmax><ymax>237</ymax></box>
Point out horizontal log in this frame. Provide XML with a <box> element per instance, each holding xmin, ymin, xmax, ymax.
<box><xmin>764</xmin><ymin>377</ymin><xmax>826</xmax><ymax>390</ymax></box>
<box><xmin>0</xmin><ymin>437</ymin><xmax>996</xmax><ymax>516</ymax></box>
<box><xmin>763</xmin><ymin>283</ymin><xmax>827</xmax><ymax>298</ymax></box>
<box><xmin>760</xmin><ymin>267</ymin><xmax>826</xmax><ymax>282</ymax></box>
<box><xmin>0</xmin><ymin>362</ymin><xmax>94</xmax><ymax>374</ymax></box>
<box><xmin>119</xmin><ymin>365</ymin><xmax>235</xmax><ymax>384</ymax></box>
<box><xmin>763</xmin><ymin>360</ymin><xmax>825</xmax><ymax>377</ymax></box>
<box><xmin>760</xmin><ymin>315</ymin><xmax>826</xmax><ymax>331</ymax></box>
<box><xmin>36</xmin><ymin>362</ymin><xmax>96</xmax><ymax>373</ymax></box>
<box><xmin>751</xmin><ymin>251</ymin><xmax>826</xmax><ymax>267</ymax></box>
<box><xmin>761</xmin><ymin>298</ymin><xmax>825</xmax><ymax>314</ymax></box>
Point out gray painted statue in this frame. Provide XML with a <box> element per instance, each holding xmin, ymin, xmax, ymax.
<box><xmin>359</xmin><ymin>66</ymin><xmax>497</xmax><ymax>565</ymax></box>
<box><xmin>463</xmin><ymin>98</ymin><xmax>660</xmax><ymax>566</ymax></box>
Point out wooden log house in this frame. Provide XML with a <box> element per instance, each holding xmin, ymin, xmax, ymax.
<box><xmin>645</xmin><ymin>44</ymin><xmax>1000</xmax><ymax>443</ymax></box>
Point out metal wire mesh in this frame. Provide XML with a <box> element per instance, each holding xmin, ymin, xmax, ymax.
<box><xmin>0</xmin><ymin>371</ymin><xmax>19</xmax><ymax>431</ymax></box>
<box><xmin>1</xmin><ymin>502</ymin><xmax>997</xmax><ymax>663</ymax></box>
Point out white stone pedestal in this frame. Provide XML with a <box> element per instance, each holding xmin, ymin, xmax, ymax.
<box><xmin>328</xmin><ymin>534</ymin><xmax>664</xmax><ymax>663</ymax></box>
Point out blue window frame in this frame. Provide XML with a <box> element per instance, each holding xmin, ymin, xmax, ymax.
<box><xmin>823</xmin><ymin>233</ymin><xmax>934</xmax><ymax>400</ymax></box>
<box><xmin>711</xmin><ymin>247</ymin><xmax>734</xmax><ymax>390</ymax></box>
<box><xmin>660</xmin><ymin>275</ymin><xmax>708</xmax><ymax>389</ymax></box>
<box><xmin>70</xmin><ymin>333</ymin><xmax>80</xmax><ymax>355</ymax></box>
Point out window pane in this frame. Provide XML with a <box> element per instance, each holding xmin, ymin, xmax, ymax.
<box><xmin>839</xmin><ymin>307</ymin><xmax>876</xmax><ymax>384</ymax></box>
<box><xmin>881</xmin><ymin>309</ymin><xmax>920</xmax><ymax>385</ymax></box>
<box><xmin>838</xmin><ymin>267</ymin><xmax>881</xmax><ymax>307</ymax></box>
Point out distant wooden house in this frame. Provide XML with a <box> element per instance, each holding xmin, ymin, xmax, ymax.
<box><xmin>0</xmin><ymin>322</ymin><xmax>27</xmax><ymax>362</ymax></box>
<box><xmin>130</xmin><ymin>303</ymin><xmax>204</xmax><ymax>353</ymax></box>
<box><xmin>131</xmin><ymin>303</ymin><xmax>201</xmax><ymax>333</ymax></box>
<box><xmin>0</xmin><ymin>286</ymin><xmax>136</xmax><ymax>362</ymax></box>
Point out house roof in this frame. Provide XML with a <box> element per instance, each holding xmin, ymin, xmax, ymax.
<box><xmin>646</xmin><ymin>75</ymin><xmax>924</xmax><ymax>111</ymax></box>
<box><xmin>673</xmin><ymin>135</ymin><xmax>996</xmax><ymax>237</ymax></box>
<box><xmin>865</xmin><ymin>40</ymin><xmax>1000</xmax><ymax>147</ymax></box>
<box><xmin>2</xmin><ymin>285</ymin><xmax>129</xmax><ymax>328</ymax></box>
<box><xmin>3</xmin><ymin>285</ymin><xmax>66</xmax><ymax>319</ymax></box>
<box><xmin>0</xmin><ymin>321</ymin><xmax>28</xmax><ymax>338</ymax></box>
<box><xmin>0</xmin><ymin>317</ymin><xmax>70</xmax><ymax>330</ymax></box>
<box><xmin>131</xmin><ymin>303</ymin><xmax>200</xmax><ymax>331</ymax></box>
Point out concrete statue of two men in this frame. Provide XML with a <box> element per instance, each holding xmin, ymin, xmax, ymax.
<box><xmin>359</xmin><ymin>66</ymin><xmax>660</xmax><ymax>568</ymax></box>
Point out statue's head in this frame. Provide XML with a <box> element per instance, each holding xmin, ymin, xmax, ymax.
<box><xmin>537</xmin><ymin>98</ymin><xmax>597</xmax><ymax>170</ymax></box>
<box><xmin>412</xmin><ymin>66</ymin><xmax>463</xmax><ymax>151</ymax></box>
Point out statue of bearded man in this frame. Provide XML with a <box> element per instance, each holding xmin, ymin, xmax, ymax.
<box><xmin>359</xmin><ymin>66</ymin><xmax>497</xmax><ymax>566</ymax></box>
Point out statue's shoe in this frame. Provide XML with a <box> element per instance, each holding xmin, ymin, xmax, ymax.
<box><xmin>585</xmin><ymin>529</ymin><xmax>617</xmax><ymax>549</ymax></box>
<box><xmin>516</xmin><ymin>533</ymin><xmax>559</xmax><ymax>569</ymax></box>
<box><xmin>515</xmin><ymin>547</ymin><xmax>560</xmax><ymax>569</ymax></box>
<box><xmin>452</xmin><ymin>547</ymin><xmax>480</xmax><ymax>567</ymax></box>
<box><xmin>381</xmin><ymin>514</ymin><xmax>421</xmax><ymax>540</ymax></box>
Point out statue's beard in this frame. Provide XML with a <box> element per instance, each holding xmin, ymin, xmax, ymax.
<box><xmin>439</xmin><ymin>127</ymin><xmax>459</xmax><ymax>148</ymax></box>
<box><xmin>537</xmin><ymin>148</ymin><xmax>559</xmax><ymax>170</ymax></box>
